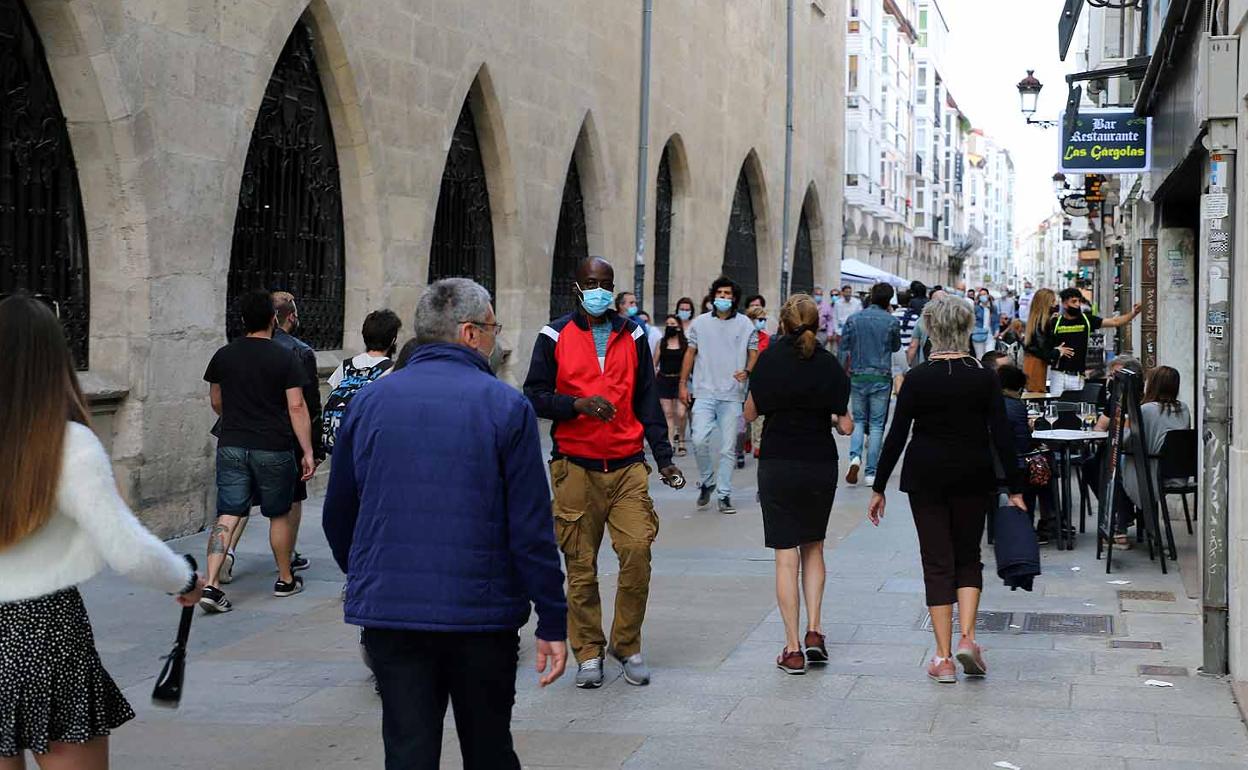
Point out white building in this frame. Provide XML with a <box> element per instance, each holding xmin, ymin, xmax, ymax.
<box><xmin>965</xmin><ymin>130</ymin><xmax>1016</xmax><ymax>289</ymax></box>
<box><xmin>843</xmin><ymin>0</ymin><xmax>918</xmax><ymax>280</ymax></box>
<box><xmin>1014</xmin><ymin>212</ymin><xmax>1077</xmax><ymax>291</ymax></box>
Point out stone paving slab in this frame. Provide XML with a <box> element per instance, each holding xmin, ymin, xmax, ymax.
<box><xmin>67</xmin><ymin>430</ymin><xmax>1248</xmax><ymax>768</ymax></box>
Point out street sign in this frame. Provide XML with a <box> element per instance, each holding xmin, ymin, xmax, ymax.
<box><xmin>1061</xmin><ymin>194</ymin><xmax>1090</xmax><ymax>217</ymax></box>
<box><xmin>1058</xmin><ymin>109</ymin><xmax>1152</xmax><ymax>174</ymax></box>
<box><xmin>1085</xmin><ymin>174</ymin><xmax>1106</xmax><ymax>202</ymax></box>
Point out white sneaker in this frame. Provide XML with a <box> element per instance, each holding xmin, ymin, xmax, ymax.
<box><xmin>864</xmin><ymin>474</ymin><xmax>876</xmax><ymax>488</ymax></box>
<box><xmin>220</xmin><ymin>551</ymin><xmax>235</xmax><ymax>585</ymax></box>
<box><xmin>846</xmin><ymin>457</ymin><xmax>861</xmax><ymax>485</ymax></box>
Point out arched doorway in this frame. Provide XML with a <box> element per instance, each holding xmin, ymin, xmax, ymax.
<box><xmin>428</xmin><ymin>98</ymin><xmax>494</xmax><ymax>295</ymax></box>
<box><xmin>226</xmin><ymin>17</ymin><xmax>344</xmax><ymax>349</ymax></box>
<box><xmin>792</xmin><ymin>208</ymin><xmax>814</xmax><ymax>296</ymax></box>
<box><xmin>548</xmin><ymin>156</ymin><xmax>588</xmax><ymax>320</ymax></box>
<box><xmin>653</xmin><ymin>146</ymin><xmax>673</xmax><ymax>317</ymax></box>
<box><xmin>722</xmin><ymin>166</ymin><xmax>759</xmax><ymax>299</ymax></box>
<box><xmin>0</xmin><ymin>0</ymin><xmax>90</xmax><ymax>368</ymax></box>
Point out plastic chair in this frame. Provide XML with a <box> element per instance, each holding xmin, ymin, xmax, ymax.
<box><xmin>1059</xmin><ymin>383</ymin><xmax>1104</xmax><ymax>406</ymax></box>
<box><xmin>1153</xmin><ymin>429</ymin><xmax>1198</xmax><ymax>535</ymax></box>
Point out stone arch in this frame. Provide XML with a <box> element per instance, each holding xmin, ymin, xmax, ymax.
<box><xmin>651</xmin><ymin>134</ymin><xmax>691</xmax><ymax>317</ymax></box>
<box><xmin>722</xmin><ymin>149</ymin><xmax>769</xmax><ymax>299</ymax></box>
<box><xmin>792</xmin><ymin>183</ymin><xmax>824</xmax><ymax>296</ymax></box>
<box><xmin>22</xmin><ymin>0</ymin><xmax>150</xmax><ymax>383</ymax></box>
<box><xmin>547</xmin><ymin>112</ymin><xmax>607</xmax><ymax>320</ymax></box>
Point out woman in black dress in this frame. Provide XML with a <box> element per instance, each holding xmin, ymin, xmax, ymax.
<box><xmin>656</xmin><ymin>314</ymin><xmax>688</xmax><ymax>456</ymax></box>
<box><xmin>745</xmin><ymin>295</ymin><xmax>853</xmax><ymax>675</ymax></box>
<box><xmin>867</xmin><ymin>295</ymin><xmax>1024</xmax><ymax>684</ymax></box>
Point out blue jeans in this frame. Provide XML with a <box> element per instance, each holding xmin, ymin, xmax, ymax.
<box><xmin>691</xmin><ymin>398</ymin><xmax>744</xmax><ymax>498</ymax></box>
<box><xmin>215</xmin><ymin>446</ymin><xmax>297</xmax><ymax>517</ymax></box>
<box><xmin>849</xmin><ymin>379</ymin><xmax>892</xmax><ymax>476</ymax></box>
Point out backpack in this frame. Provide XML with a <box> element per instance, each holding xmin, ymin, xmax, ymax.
<box><xmin>321</xmin><ymin>357</ymin><xmax>393</xmax><ymax>454</ymax></box>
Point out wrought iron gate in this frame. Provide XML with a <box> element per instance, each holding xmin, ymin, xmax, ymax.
<box><xmin>548</xmin><ymin>158</ymin><xmax>587</xmax><ymax>319</ymax></box>
<box><xmin>722</xmin><ymin>168</ymin><xmax>759</xmax><ymax>299</ymax></box>
<box><xmin>791</xmin><ymin>208</ymin><xmax>814</xmax><ymax>296</ymax></box>
<box><xmin>653</xmin><ymin>148</ymin><xmax>673</xmax><ymax>316</ymax></box>
<box><xmin>0</xmin><ymin>0</ymin><xmax>90</xmax><ymax>368</ymax></box>
<box><xmin>226</xmin><ymin>19</ymin><xmax>344</xmax><ymax>350</ymax></box>
<box><xmin>429</xmin><ymin>101</ymin><xmax>494</xmax><ymax>295</ymax></box>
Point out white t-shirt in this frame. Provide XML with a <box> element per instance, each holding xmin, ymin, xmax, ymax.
<box><xmin>328</xmin><ymin>353</ymin><xmax>392</xmax><ymax>389</ymax></box>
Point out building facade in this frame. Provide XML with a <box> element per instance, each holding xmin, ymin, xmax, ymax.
<box><xmin>1013</xmin><ymin>212</ymin><xmax>1077</xmax><ymax>292</ymax></box>
<box><xmin>0</xmin><ymin>0</ymin><xmax>847</xmax><ymax>535</ymax></box>
<box><xmin>965</xmin><ymin>130</ymin><xmax>1015</xmax><ymax>289</ymax></box>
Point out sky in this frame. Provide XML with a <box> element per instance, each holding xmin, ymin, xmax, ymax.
<box><xmin>936</xmin><ymin>0</ymin><xmax>1079</xmax><ymax>235</ymax></box>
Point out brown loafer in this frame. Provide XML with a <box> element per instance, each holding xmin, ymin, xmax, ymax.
<box><xmin>803</xmin><ymin>630</ymin><xmax>828</xmax><ymax>664</ymax></box>
<box><xmin>776</xmin><ymin>648</ymin><xmax>806</xmax><ymax>675</ymax></box>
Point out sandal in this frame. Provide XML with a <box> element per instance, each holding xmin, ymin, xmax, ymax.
<box><xmin>1113</xmin><ymin>534</ymin><xmax>1133</xmax><ymax>549</ymax></box>
<box><xmin>776</xmin><ymin>647</ymin><xmax>806</xmax><ymax>675</ymax></box>
<box><xmin>677</xmin><ymin>439</ymin><xmax>687</xmax><ymax>457</ymax></box>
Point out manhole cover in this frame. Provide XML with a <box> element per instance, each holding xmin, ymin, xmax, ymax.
<box><xmin>920</xmin><ymin>611</ymin><xmax>1013</xmax><ymax>633</ymax></box>
<box><xmin>1119</xmin><ymin>590</ymin><xmax>1176</xmax><ymax>602</ymax></box>
<box><xmin>1022</xmin><ymin>613</ymin><xmax>1115</xmax><ymax>635</ymax></box>
<box><xmin>1139</xmin><ymin>664</ymin><xmax>1189</xmax><ymax>677</ymax></box>
<box><xmin>1112</xmin><ymin>640</ymin><xmax>1163</xmax><ymax>650</ymax></box>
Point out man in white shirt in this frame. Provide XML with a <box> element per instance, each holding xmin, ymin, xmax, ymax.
<box><xmin>831</xmin><ymin>285</ymin><xmax>863</xmax><ymax>358</ymax></box>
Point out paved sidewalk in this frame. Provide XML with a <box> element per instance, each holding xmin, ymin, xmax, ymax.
<box><xmin>84</xmin><ymin>434</ymin><xmax>1246</xmax><ymax>769</ymax></box>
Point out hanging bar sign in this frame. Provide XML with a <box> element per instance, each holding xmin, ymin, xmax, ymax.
<box><xmin>1058</xmin><ymin>109</ymin><xmax>1152</xmax><ymax>174</ymax></box>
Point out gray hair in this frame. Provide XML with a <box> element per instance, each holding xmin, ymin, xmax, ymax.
<box><xmin>1110</xmin><ymin>355</ymin><xmax>1143</xmax><ymax>375</ymax></box>
<box><xmin>414</xmin><ymin>278</ymin><xmax>492</xmax><ymax>345</ymax></box>
<box><xmin>922</xmin><ymin>295</ymin><xmax>974</xmax><ymax>354</ymax></box>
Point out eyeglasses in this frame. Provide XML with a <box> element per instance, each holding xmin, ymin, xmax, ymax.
<box><xmin>575</xmin><ymin>280</ymin><xmax>615</xmax><ymax>292</ymax></box>
<box><xmin>0</xmin><ymin>292</ymin><xmax>61</xmax><ymax>318</ymax></box>
<box><xmin>465</xmin><ymin>319</ymin><xmax>503</xmax><ymax>335</ymax></box>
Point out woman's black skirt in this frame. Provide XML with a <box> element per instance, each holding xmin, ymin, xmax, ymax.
<box><xmin>656</xmin><ymin>373</ymin><xmax>680</xmax><ymax>401</ymax></box>
<box><xmin>0</xmin><ymin>587</ymin><xmax>134</xmax><ymax>756</ymax></box>
<box><xmin>759</xmin><ymin>458</ymin><xmax>838</xmax><ymax>549</ymax></box>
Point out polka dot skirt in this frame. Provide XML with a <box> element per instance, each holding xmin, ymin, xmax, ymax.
<box><xmin>0</xmin><ymin>588</ymin><xmax>134</xmax><ymax>757</ymax></box>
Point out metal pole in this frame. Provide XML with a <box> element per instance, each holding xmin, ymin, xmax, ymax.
<box><xmin>779</xmin><ymin>0</ymin><xmax>794</xmax><ymax>301</ymax></box>
<box><xmin>633</xmin><ymin>0</ymin><xmax>654</xmax><ymax>305</ymax></box>
<box><xmin>1200</xmin><ymin>124</ymin><xmax>1234</xmax><ymax>676</ymax></box>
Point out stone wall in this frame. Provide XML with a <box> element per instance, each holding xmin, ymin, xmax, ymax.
<box><xmin>29</xmin><ymin>0</ymin><xmax>846</xmax><ymax>536</ymax></box>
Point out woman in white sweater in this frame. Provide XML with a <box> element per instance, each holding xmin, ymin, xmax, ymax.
<box><xmin>0</xmin><ymin>295</ymin><xmax>203</xmax><ymax>770</ymax></box>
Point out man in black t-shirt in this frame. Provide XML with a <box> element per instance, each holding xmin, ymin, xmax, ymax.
<box><xmin>199</xmin><ymin>289</ymin><xmax>316</xmax><ymax>613</ymax></box>
<box><xmin>1046</xmin><ymin>287</ymin><xmax>1140</xmax><ymax>396</ymax></box>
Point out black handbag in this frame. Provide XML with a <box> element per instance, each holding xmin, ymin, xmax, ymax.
<box><xmin>151</xmin><ymin>555</ymin><xmax>197</xmax><ymax>708</ymax></box>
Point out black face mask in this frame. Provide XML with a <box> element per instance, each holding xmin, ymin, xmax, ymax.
<box><xmin>1064</xmin><ymin>305</ymin><xmax>1082</xmax><ymax>318</ymax></box>
<box><xmin>664</xmin><ymin>326</ymin><xmax>680</xmax><ymax>337</ymax></box>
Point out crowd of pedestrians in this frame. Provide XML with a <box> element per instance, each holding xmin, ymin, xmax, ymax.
<box><xmin>1</xmin><ymin>262</ymin><xmax>1174</xmax><ymax>769</ymax></box>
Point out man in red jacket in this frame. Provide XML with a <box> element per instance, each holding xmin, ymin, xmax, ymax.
<box><xmin>525</xmin><ymin>256</ymin><xmax>683</xmax><ymax>690</ymax></box>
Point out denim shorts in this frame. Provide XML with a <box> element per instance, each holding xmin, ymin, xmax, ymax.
<box><xmin>215</xmin><ymin>446</ymin><xmax>297</xmax><ymax>518</ymax></box>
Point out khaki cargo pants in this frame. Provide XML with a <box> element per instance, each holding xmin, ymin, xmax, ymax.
<box><xmin>550</xmin><ymin>458</ymin><xmax>659</xmax><ymax>663</ymax></box>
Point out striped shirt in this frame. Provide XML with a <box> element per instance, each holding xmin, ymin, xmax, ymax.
<box><xmin>893</xmin><ymin>307</ymin><xmax>917</xmax><ymax>347</ymax></box>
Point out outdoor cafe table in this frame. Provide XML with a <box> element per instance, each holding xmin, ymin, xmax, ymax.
<box><xmin>1031</xmin><ymin>429</ymin><xmax>1110</xmax><ymax>551</ymax></box>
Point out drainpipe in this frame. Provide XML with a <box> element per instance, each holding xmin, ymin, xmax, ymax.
<box><xmin>780</xmin><ymin>0</ymin><xmax>795</xmax><ymax>301</ymax></box>
<box><xmin>633</xmin><ymin>0</ymin><xmax>654</xmax><ymax>305</ymax></box>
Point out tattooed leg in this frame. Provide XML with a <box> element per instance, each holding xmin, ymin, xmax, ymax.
<box><xmin>205</xmin><ymin>514</ymin><xmax>242</xmax><ymax>587</ymax></box>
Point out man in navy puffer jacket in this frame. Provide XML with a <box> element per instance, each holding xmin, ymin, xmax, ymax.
<box><xmin>323</xmin><ymin>278</ymin><xmax>567</xmax><ymax>770</ymax></box>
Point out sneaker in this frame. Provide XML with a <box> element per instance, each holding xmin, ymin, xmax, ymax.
<box><xmin>220</xmin><ymin>551</ymin><xmax>236</xmax><ymax>585</ymax></box>
<box><xmin>199</xmin><ymin>585</ymin><xmax>233</xmax><ymax>613</ymax></box>
<box><xmin>575</xmin><ymin>656</ymin><xmax>605</xmax><ymax>689</ymax></box>
<box><xmin>697</xmin><ymin>484</ymin><xmax>713</xmax><ymax>509</ymax></box>
<box><xmin>290</xmin><ymin>552</ymin><xmax>311</xmax><ymax>572</ymax></box>
<box><xmin>612</xmin><ymin>650</ymin><xmax>651</xmax><ymax>686</ymax></box>
<box><xmin>803</xmin><ymin>631</ymin><xmax>828</xmax><ymax>664</ymax></box>
<box><xmin>864</xmin><ymin>474</ymin><xmax>876</xmax><ymax>488</ymax></box>
<box><xmin>846</xmin><ymin>457</ymin><xmax>861</xmax><ymax>485</ymax></box>
<box><xmin>927</xmin><ymin>656</ymin><xmax>957</xmax><ymax>684</ymax></box>
<box><xmin>273</xmin><ymin>575</ymin><xmax>304</xmax><ymax>598</ymax></box>
<box><xmin>736</xmin><ymin>452</ymin><xmax>746</xmax><ymax>469</ymax></box>
<box><xmin>776</xmin><ymin>648</ymin><xmax>806</xmax><ymax>675</ymax></box>
<box><xmin>718</xmin><ymin>497</ymin><xmax>737</xmax><ymax>515</ymax></box>
<box><xmin>955</xmin><ymin>639</ymin><xmax>987</xmax><ymax>678</ymax></box>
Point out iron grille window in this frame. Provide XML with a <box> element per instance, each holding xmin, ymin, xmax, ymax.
<box><xmin>548</xmin><ymin>158</ymin><xmax>587</xmax><ymax>320</ymax></box>
<box><xmin>226</xmin><ymin>19</ymin><xmax>344</xmax><ymax>350</ymax></box>
<box><xmin>429</xmin><ymin>100</ymin><xmax>494</xmax><ymax>295</ymax></box>
<box><xmin>653</xmin><ymin>148</ymin><xmax>673</xmax><ymax>316</ymax></box>
<box><xmin>0</xmin><ymin>0</ymin><xmax>90</xmax><ymax>369</ymax></box>
<box><xmin>722</xmin><ymin>168</ymin><xmax>759</xmax><ymax>299</ymax></box>
<box><xmin>791</xmin><ymin>210</ymin><xmax>814</xmax><ymax>296</ymax></box>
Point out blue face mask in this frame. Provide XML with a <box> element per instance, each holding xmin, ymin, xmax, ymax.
<box><xmin>814</xmin><ymin>295</ymin><xmax>824</xmax><ymax>305</ymax></box>
<box><xmin>676</xmin><ymin>309</ymin><xmax>692</xmax><ymax>321</ymax></box>
<box><xmin>754</xmin><ymin>319</ymin><xmax>767</xmax><ymax>331</ymax></box>
<box><xmin>713</xmin><ymin>298</ymin><xmax>734</xmax><ymax>314</ymax></box>
<box><xmin>580</xmin><ymin>287</ymin><xmax>613</xmax><ymax>317</ymax></box>
<box><xmin>626</xmin><ymin>306</ymin><xmax>639</xmax><ymax>317</ymax></box>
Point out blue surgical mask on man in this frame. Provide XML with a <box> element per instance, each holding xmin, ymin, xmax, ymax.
<box><xmin>580</xmin><ymin>287</ymin><xmax>613</xmax><ymax>317</ymax></box>
<box><xmin>713</xmin><ymin>298</ymin><xmax>733</xmax><ymax>314</ymax></box>
<box><xmin>626</xmin><ymin>306</ymin><xmax>639</xmax><ymax>317</ymax></box>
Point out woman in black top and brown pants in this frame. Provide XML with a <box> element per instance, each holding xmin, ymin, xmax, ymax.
<box><xmin>746</xmin><ymin>295</ymin><xmax>853</xmax><ymax>675</ymax></box>
<box><xmin>868</xmin><ymin>296</ymin><xmax>1024</xmax><ymax>684</ymax></box>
